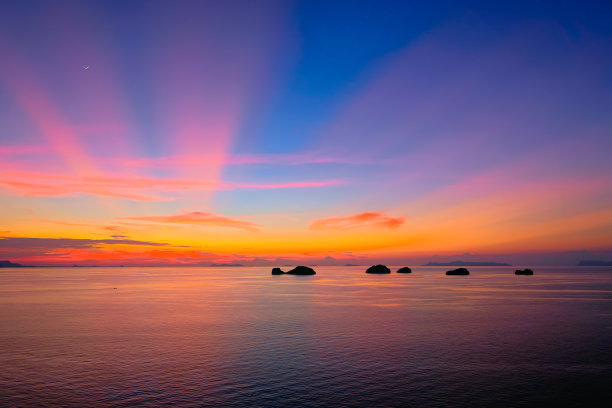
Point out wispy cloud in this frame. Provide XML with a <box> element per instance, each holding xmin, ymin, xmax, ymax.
<box><xmin>123</xmin><ymin>211</ymin><xmax>261</xmax><ymax>232</ymax></box>
<box><xmin>0</xmin><ymin>167</ymin><xmax>342</xmax><ymax>201</ymax></box>
<box><xmin>0</xmin><ymin>145</ymin><xmax>45</xmax><ymax>155</ymax></box>
<box><xmin>31</xmin><ymin>219</ymin><xmax>98</xmax><ymax>228</ymax></box>
<box><xmin>228</xmin><ymin>180</ymin><xmax>342</xmax><ymax>189</ymax></box>
<box><xmin>114</xmin><ymin>152</ymin><xmax>368</xmax><ymax>168</ymax></box>
<box><xmin>0</xmin><ymin>236</ymin><xmax>168</xmax><ymax>250</ymax></box>
<box><xmin>310</xmin><ymin>212</ymin><xmax>405</xmax><ymax>231</ymax></box>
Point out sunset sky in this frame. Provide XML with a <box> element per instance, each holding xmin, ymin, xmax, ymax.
<box><xmin>1</xmin><ymin>0</ymin><xmax>611</xmax><ymax>266</ymax></box>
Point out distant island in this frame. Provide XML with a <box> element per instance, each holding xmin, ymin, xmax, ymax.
<box><xmin>577</xmin><ymin>260</ymin><xmax>612</xmax><ymax>266</ymax></box>
<box><xmin>209</xmin><ymin>263</ymin><xmax>244</xmax><ymax>267</ymax></box>
<box><xmin>0</xmin><ymin>260</ymin><xmax>24</xmax><ymax>267</ymax></box>
<box><xmin>344</xmin><ymin>263</ymin><xmax>360</xmax><ymax>266</ymax></box>
<box><xmin>423</xmin><ymin>261</ymin><xmax>511</xmax><ymax>267</ymax></box>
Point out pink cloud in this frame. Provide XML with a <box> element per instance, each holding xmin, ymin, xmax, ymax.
<box><xmin>0</xmin><ymin>166</ymin><xmax>341</xmax><ymax>201</ymax></box>
<box><xmin>310</xmin><ymin>212</ymin><xmax>405</xmax><ymax>231</ymax></box>
<box><xmin>0</xmin><ymin>177</ymin><xmax>169</xmax><ymax>201</ymax></box>
<box><xmin>229</xmin><ymin>180</ymin><xmax>343</xmax><ymax>190</ymax></box>
<box><xmin>112</xmin><ymin>152</ymin><xmax>368</xmax><ymax>168</ymax></box>
<box><xmin>122</xmin><ymin>211</ymin><xmax>261</xmax><ymax>232</ymax></box>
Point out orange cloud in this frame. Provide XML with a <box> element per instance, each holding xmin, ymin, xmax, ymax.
<box><xmin>123</xmin><ymin>211</ymin><xmax>261</xmax><ymax>232</ymax></box>
<box><xmin>0</xmin><ymin>236</ymin><xmax>168</xmax><ymax>250</ymax></box>
<box><xmin>310</xmin><ymin>212</ymin><xmax>405</xmax><ymax>231</ymax></box>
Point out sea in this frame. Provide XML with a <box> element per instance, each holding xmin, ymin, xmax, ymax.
<box><xmin>0</xmin><ymin>266</ymin><xmax>610</xmax><ymax>407</ymax></box>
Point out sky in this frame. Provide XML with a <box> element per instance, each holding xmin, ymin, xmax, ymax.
<box><xmin>1</xmin><ymin>0</ymin><xmax>611</xmax><ymax>266</ymax></box>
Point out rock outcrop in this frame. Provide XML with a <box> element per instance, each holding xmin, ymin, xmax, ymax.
<box><xmin>272</xmin><ymin>266</ymin><xmax>316</xmax><ymax>275</ymax></box>
<box><xmin>446</xmin><ymin>267</ymin><xmax>470</xmax><ymax>275</ymax></box>
<box><xmin>366</xmin><ymin>264</ymin><xmax>391</xmax><ymax>274</ymax></box>
<box><xmin>286</xmin><ymin>266</ymin><xmax>316</xmax><ymax>275</ymax></box>
<box><xmin>515</xmin><ymin>268</ymin><xmax>534</xmax><ymax>275</ymax></box>
<box><xmin>397</xmin><ymin>267</ymin><xmax>412</xmax><ymax>273</ymax></box>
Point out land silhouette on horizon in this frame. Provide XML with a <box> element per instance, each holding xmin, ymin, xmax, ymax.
<box><xmin>3</xmin><ymin>258</ymin><xmax>612</xmax><ymax>268</ymax></box>
<box><xmin>0</xmin><ymin>260</ymin><xmax>24</xmax><ymax>267</ymax></box>
<box><xmin>423</xmin><ymin>261</ymin><xmax>511</xmax><ymax>267</ymax></box>
<box><xmin>577</xmin><ymin>260</ymin><xmax>612</xmax><ymax>266</ymax></box>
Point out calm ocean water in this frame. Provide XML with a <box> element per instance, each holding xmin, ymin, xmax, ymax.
<box><xmin>0</xmin><ymin>266</ymin><xmax>610</xmax><ymax>407</ymax></box>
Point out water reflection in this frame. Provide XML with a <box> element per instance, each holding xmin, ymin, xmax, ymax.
<box><xmin>0</xmin><ymin>266</ymin><xmax>610</xmax><ymax>406</ymax></box>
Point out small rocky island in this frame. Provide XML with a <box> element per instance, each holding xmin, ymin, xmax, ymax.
<box><xmin>446</xmin><ymin>267</ymin><xmax>470</xmax><ymax>275</ymax></box>
<box><xmin>515</xmin><ymin>268</ymin><xmax>534</xmax><ymax>275</ymax></box>
<box><xmin>366</xmin><ymin>265</ymin><xmax>391</xmax><ymax>274</ymax></box>
<box><xmin>271</xmin><ymin>266</ymin><xmax>316</xmax><ymax>275</ymax></box>
<box><xmin>397</xmin><ymin>267</ymin><xmax>412</xmax><ymax>273</ymax></box>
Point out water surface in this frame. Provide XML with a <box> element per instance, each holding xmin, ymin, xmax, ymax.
<box><xmin>1</xmin><ymin>266</ymin><xmax>611</xmax><ymax>407</ymax></box>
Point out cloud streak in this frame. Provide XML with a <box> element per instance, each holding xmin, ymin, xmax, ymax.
<box><xmin>123</xmin><ymin>211</ymin><xmax>261</xmax><ymax>232</ymax></box>
<box><xmin>0</xmin><ymin>236</ymin><xmax>168</xmax><ymax>250</ymax></box>
<box><xmin>114</xmin><ymin>152</ymin><xmax>369</xmax><ymax>168</ymax></box>
<box><xmin>0</xmin><ymin>167</ymin><xmax>342</xmax><ymax>201</ymax></box>
<box><xmin>310</xmin><ymin>212</ymin><xmax>405</xmax><ymax>231</ymax></box>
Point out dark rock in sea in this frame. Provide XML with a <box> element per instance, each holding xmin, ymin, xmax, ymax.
<box><xmin>446</xmin><ymin>267</ymin><xmax>470</xmax><ymax>275</ymax></box>
<box><xmin>272</xmin><ymin>266</ymin><xmax>316</xmax><ymax>275</ymax></box>
<box><xmin>515</xmin><ymin>269</ymin><xmax>534</xmax><ymax>275</ymax></box>
<box><xmin>366</xmin><ymin>264</ymin><xmax>391</xmax><ymax>274</ymax></box>
<box><xmin>286</xmin><ymin>266</ymin><xmax>316</xmax><ymax>275</ymax></box>
<box><xmin>397</xmin><ymin>267</ymin><xmax>412</xmax><ymax>273</ymax></box>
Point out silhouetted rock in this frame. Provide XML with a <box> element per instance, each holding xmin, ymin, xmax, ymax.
<box><xmin>366</xmin><ymin>264</ymin><xmax>391</xmax><ymax>274</ymax></box>
<box><xmin>272</xmin><ymin>266</ymin><xmax>316</xmax><ymax>275</ymax></box>
<box><xmin>515</xmin><ymin>269</ymin><xmax>534</xmax><ymax>275</ymax></box>
<box><xmin>446</xmin><ymin>267</ymin><xmax>470</xmax><ymax>275</ymax></box>
<box><xmin>397</xmin><ymin>267</ymin><xmax>412</xmax><ymax>273</ymax></box>
<box><xmin>286</xmin><ymin>266</ymin><xmax>316</xmax><ymax>275</ymax></box>
<box><xmin>577</xmin><ymin>260</ymin><xmax>612</xmax><ymax>266</ymax></box>
<box><xmin>271</xmin><ymin>267</ymin><xmax>284</xmax><ymax>275</ymax></box>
